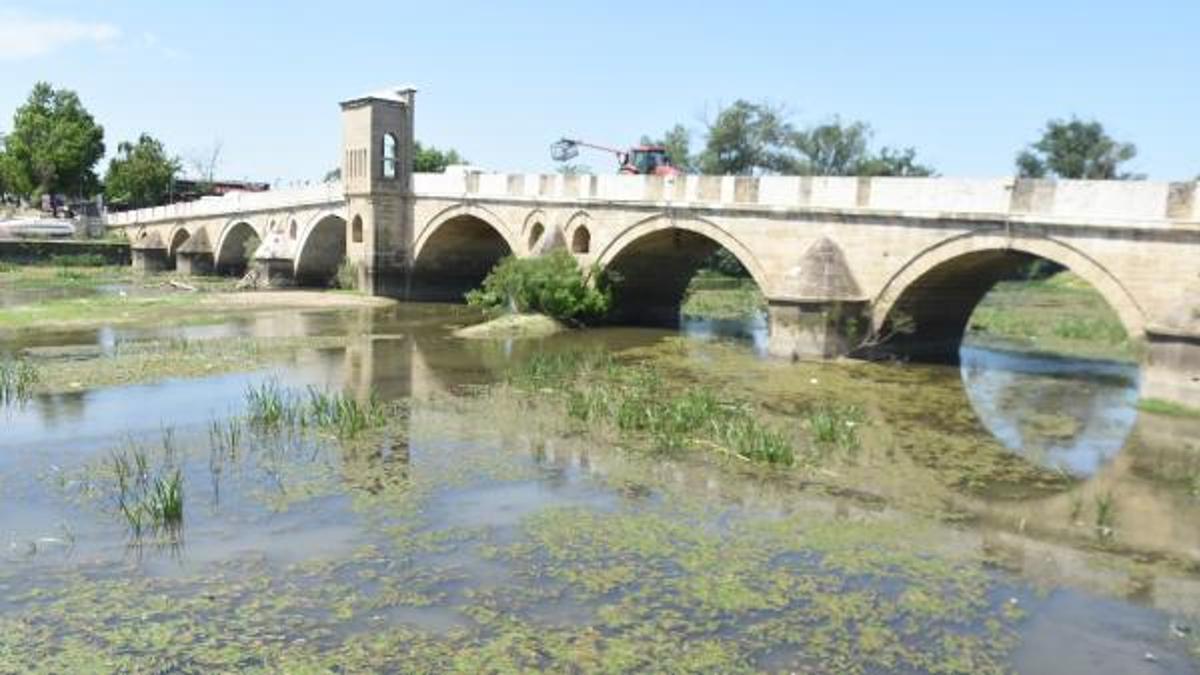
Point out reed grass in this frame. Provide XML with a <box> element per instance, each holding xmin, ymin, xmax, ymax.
<box><xmin>0</xmin><ymin>356</ymin><xmax>40</xmax><ymax>407</ymax></box>
<box><xmin>543</xmin><ymin>354</ymin><xmax>795</xmax><ymax>465</ymax></box>
<box><xmin>110</xmin><ymin>437</ymin><xmax>184</xmax><ymax>538</ymax></box>
<box><xmin>245</xmin><ymin>379</ymin><xmax>392</xmax><ymax>439</ymax></box>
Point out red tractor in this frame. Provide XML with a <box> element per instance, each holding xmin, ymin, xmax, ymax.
<box><xmin>551</xmin><ymin>138</ymin><xmax>682</xmax><ymax>176</ymax></box>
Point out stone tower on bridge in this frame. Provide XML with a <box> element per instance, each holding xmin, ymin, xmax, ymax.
<box><xmin>339</xmin><ymin>87</ymin><xmax>416</xmax><ymax>295</ymax></box>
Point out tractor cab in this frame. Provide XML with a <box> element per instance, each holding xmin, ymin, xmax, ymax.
<box><xmin>623</xmin><ymin>146</ymin><xmax>679</xmax><ymax>176</ymax></box>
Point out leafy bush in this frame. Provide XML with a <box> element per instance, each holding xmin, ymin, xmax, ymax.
<box><xmin>466</xmin><ymin>251</ymin><xmax>611</xmax><ymax>323</ymax></box>
<box><xmin>333</xmin><ymin>257</ymin><xmax>358</xmax><ymax>290</ymax></box>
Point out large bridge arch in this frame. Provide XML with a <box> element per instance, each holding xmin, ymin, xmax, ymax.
<box><xmin>294</xmin><ymin>212</ymin><xmax>348</xmax><ymax>286</ymax></box>
<box><xmin>595</xmin><ymin>213</ymin><xmax>770</xmax><ymax>326</ymax></box>
<box><xmin>214</xmin><ymin>220</ymin><xmax>262</xmax><ymax>276</ymax></box>
<box><xmin>410</xmin><ymin>205</ymin><xmax>516</xmax><ymax>301</ymax></box>
<box><xmin>872</xmin><ymin>230</ymin><xmax>1147</xmax><ymax>361</ymax></box>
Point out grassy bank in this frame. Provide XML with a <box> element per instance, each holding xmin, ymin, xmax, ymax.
<box><xmin>0</xmin><ymin>263</ymin><xmax>390</xmax><ymax>333</ymax></box>
<box><xmin>966</xmin><ymin>271</ymin><xmax>1136</xmax><ymax>361</ymax></box>
<box><xmin>1138</xmin><ymin>398</ymin><xmax>1200</xmax><ymax>419</ymax></box>
<box><xmin>681</xmin><ymin>272</ymin><xmax>765</xmax><ymax>321</ymax></box>
<box><xmin>2</xmin><ymin>336</ymin><xmax>355</xmax><ymax>400</ymax></box>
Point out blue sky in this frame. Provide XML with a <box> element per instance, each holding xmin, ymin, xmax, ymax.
<box><xmin>2</xmin><ymin>1</ymin><xmax>1197</xmax><ymax>183</ymax></box>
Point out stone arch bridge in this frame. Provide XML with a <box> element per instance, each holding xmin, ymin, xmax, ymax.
<box><xmin>106</xmin><ymin>90</ymin><xmax>1200</xmax><ymax>408</ymax></box>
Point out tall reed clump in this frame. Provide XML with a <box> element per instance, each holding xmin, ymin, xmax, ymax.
<box><xmin>804</xmin><ymin>403</ymin><xmax>864</xmax><ymax>453</ymax></box>
<box><xmin>245</xmin><ymin>379</ymin><xmax>392</xmax><ymax>439</ymax></box>
<box><xmin>110</xmin><ymin>436</ymin><xmax>184</xmax><ymax>538</ymax></box>
<box><xmin>0</xmin><ymin>357</ymin><xmax>40</xmax><ymax>407</ymax></box>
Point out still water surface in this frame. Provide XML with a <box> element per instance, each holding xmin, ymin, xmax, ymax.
<box><xmin>2</xmin><ymin>303</ymin><xmax>1197</xmax><ymax>672</ymax></box>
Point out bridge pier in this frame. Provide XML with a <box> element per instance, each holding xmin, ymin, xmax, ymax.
<box><xmin>250</xmin><ymin>257</ymin><xmax>295</xmax><ymax>287</ymax></box>
<box><xmin>131</xmin><ymin>233</ymin><xmax>170</xmax><ymax>273</ymax></box>
<box><xmin>1142</xmin><ymin>329</ymin><xmax>1200</xmax><ymax>409</ymax></box>
<box><xmin>766</xmin><ymin>300</ymin><xmax>869</xmax><ymax>361</ymax></box>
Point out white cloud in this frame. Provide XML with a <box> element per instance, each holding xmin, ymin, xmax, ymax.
<box><xmin>0</xmin><ymin>12</ymin><xmax>120</xmax><ymax>61</ymax></box>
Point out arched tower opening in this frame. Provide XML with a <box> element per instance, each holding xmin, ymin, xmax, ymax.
<box><xmin>410</xmin><ymin>214</ymin><xmax>513</xmax><ymax>302</ymax></box>
<box><xmin>214</xmin><ymin>222</ymin><xmax>260</xmax><ymax>276</ymax></box>
<box><xmin>571</xmin><ymin>226</ymin><xmax>591</xmax><ymax>254</ymax></box>
<box><xmin>602</xmin><ymin>225</ymin><xmax>766</xmax><ymax>327</ymax></box>
<box><xmin>294</xmin><ymin>215</ymin><xmax>348</xmax><ymax>286</ymax></box>
<box><xmin>528</xmin><ymin>222</ymin><xmax>545</xmax><ymax>252</ymax></box>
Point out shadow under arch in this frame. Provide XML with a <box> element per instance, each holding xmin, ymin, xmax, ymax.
<box><xmin>294</xmin><ymin>213</ymin><xmax>348</xmax><ymax>286</ymax></box>
<box><xmin>214</xmin><ymin>220</ymin><xmax>261</xmax><ymax>276</ymax></box>
<box><xmin>873</xmin><ymin>231</ymin><xmax>1146</xmax><ymax>362</ymax></box>
<box><xmin>595</xmin><ymin>213</ymin><xmax>769</xmax><ymax>326</ymax></box>
<box><xmin>410</xmin><ymin>209</ymin><xmax>515</xmax><ymax>302</ymax></box>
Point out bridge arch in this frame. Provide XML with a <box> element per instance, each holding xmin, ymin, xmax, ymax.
<box><xmin>167</xmin><ymin>227</ymin><xmax>191</xmax><ymax>263</ymax></box>
<box><xmin>872</xmin><ymin>230</ymin><xmax>1146</xmax><ymax>360</ymax></box>
<box><xmin>294</xmin><ymin>213</ymin><xmax>348</xmax><ymax>286</ymax></box>
<box><xmin>410</xmin><ymin>204</ymin><xmax>516</xmax><ymax>301</ymax></box>
<box><xmin>595</xmin><ymin>213</ymin><xmax>769</xmax><ymax>325</ymax></box>
<box><xmin>214</xmin><ymin>220</ymin><xmax>262</xmax><ymax>276</ymax></box>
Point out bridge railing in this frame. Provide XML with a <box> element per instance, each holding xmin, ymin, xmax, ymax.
<box><xmin>105</xmin><ymin>181</ymin><xmax>345</xmax><ymax>226</ymax></box>
<box><xmin>108</xmin><ymin>172</ymin><xmax>1198</xmax><ymax>228</ymax></box>
<box><xmin>413</xmin><ymin>172</ymin><xmax>1199</xmax><ymax>227</ymax></box>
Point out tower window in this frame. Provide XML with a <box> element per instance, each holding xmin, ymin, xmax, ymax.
<box><xmin>382</xmin><ymin>133</ymin><xmax>397</xmax><ymax>179</ymax></box>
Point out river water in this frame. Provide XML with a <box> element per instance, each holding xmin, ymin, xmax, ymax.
<box><xmin>1</xmin><ymin>302</ymin><xmax>1197</xmax><ymax>673</ymax></box>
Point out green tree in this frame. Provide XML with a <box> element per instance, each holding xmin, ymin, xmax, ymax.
<box><xmin>696</xmin><ymin>100</ymin><xmax>794</xmax><ymax>175</ymax></box>
<box><xmin>466</xmin><ymin>251</ymin><xmax>611</xmax><ymax>323</ymax></box>
<box><xmin>789</xmin><ymin>119</ymin><xmax>934</xmax><ymax>177</ymax></box>
<box><xmin>856</xmin><ymin>146</ymin><xmax>936</xmax><ymax>177</ymax></box>
<box><xmin>414</xmin><ymin>142</ymin><xmax>465</xmax><ymax>173</ymax></box>
<box><xmin>1016</xmin><ymin>118</ymin><xmax>1140</xmax><ymax>179</ymax></box>
<box><xmin>1</xmin><ymin>82</ymin><xmax>105</xmax><ymax>198</ymax></box>
<box><xmin>104</xmin><ymin>134</ymin><xmax>181</xmax><ymax>208</ymax></box>
<box><xmin>789</xmin><ymin>118</ymin><xmax>870</xmax><ymax>176</ymax></box>
<box><xmin>642</xmin><ymin>124</ymin><xmax>695</xmax><ymax>173</ymax></box>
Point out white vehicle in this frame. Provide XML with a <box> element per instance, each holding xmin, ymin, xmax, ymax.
<box><xmin>0</xmin><ymin>218</ymin><xmax>77</xmax><ymax>240</ymax></box>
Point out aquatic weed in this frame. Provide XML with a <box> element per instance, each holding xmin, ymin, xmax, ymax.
<box><xmin>805</xmin><ymin>403</ymin><xmax>864</xmax><ymax>451</ymax></box>
<box><xmin>551</xmin><ymin>354</ymin><xmax>796</xmax><ymax>465</ymax></box>
<box><xmin>1068</xmin><ymin>492</ymin><xmax>1084</xmax><ymax>524</ymax></box>
<box><xmin>1094</xmin><ymin>491</ymin><xmax>1116</xmax><ymax>541</ymax></box>
<box><xmin>245</xmin><ymin>378</ymin><xmax>301</xmax><ymax>429</ymax></box>
<box><xmin>305</xmin><ymin>387</ymin><xmax>389</xmax><ymax>438</ymax></box>
<box><xmin>109</xmin><ymin>436</ymin><xmax>184</xmax><ymax>538</ymax></box>
<box><xmin>511</xmin><ymin>349</ymin><xmax>615</xmax><ymax>389</ymax></box>
<box><xmin>246</xmin><ymin>379</ymin><xmax>394</xmax><ymax>440</ymax></box>
<box><xmin>0</xmin><ymin>356</ymin><xmax>40</xmax><ymax>407</ymax></box>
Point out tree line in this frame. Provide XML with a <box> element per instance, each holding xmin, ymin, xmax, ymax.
<box><xmin>0</xmin><ymin>82</ymin><xmax>1184</xmax><ymax>213</ymax></box>
<box><xmin>639</xmin><ymin>99</ymin><xmax>1159</xmax><ymax>180</ymax></box>
<box><xmin>0</xmin><ymin>82</ymin><xmax>467</xmax><ymax>211</ymax></box>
